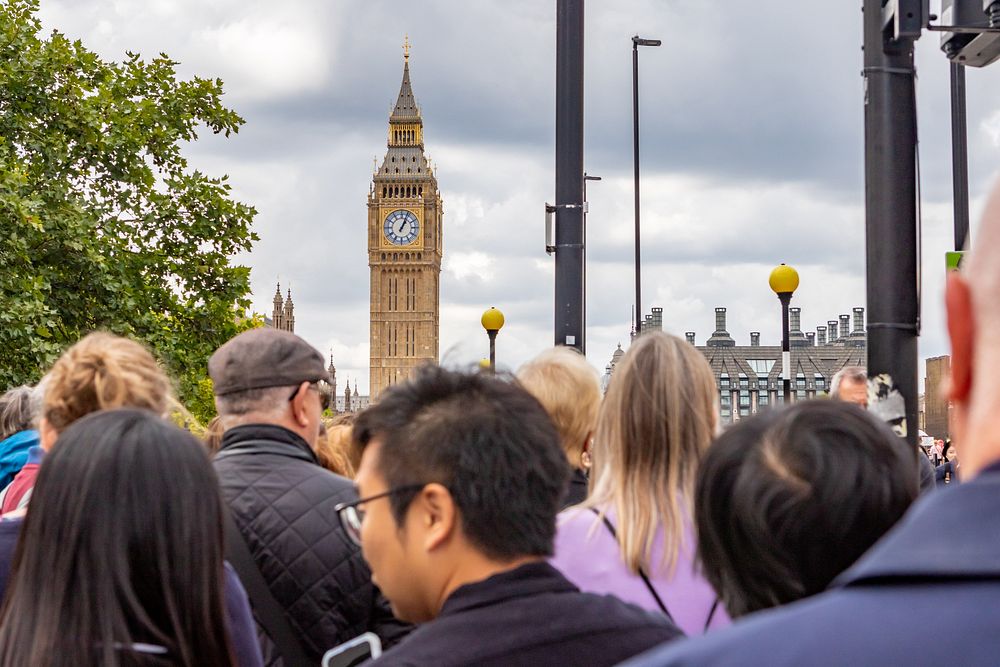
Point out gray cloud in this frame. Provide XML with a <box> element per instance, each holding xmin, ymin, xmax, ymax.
<box><xmin>35</xmin><ymin>0</ymin><xmax>1000</xmax><ymax>392</ymax></box>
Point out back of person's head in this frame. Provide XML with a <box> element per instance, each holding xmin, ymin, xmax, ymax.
<box><xmin>695</xmin><ymin>400</ymin><xmax>918</xmax><ymax>618</ymax></box>
<box><xmin>354</xmin><ymin>364</ymin><xmax>569</xmax><ymax>562</ymax></box>
<box><xmin>316</xmin><ymin>415</ymin><xmax>356</xmax><ymax>478</ymax></box>
<box><xmin>516</xmin><ymin>346</ymin><xmax>601</xmax><ymax>470</ymax></box>
<box><xmin>589</xmin><ymin>331</ymin><xmax>717</xmax><ymax>574</ymax></box>
<box><xmin>0</xmin><ymin>386</ymin><xmax>39</xmax><ymax>440</ymax></box>
<box><xmin>0</xmin><ymin>409</ymin><xmax>234</xmax><ymax>666</ymax></box>
<box><xmin>42</xmin><ymin>332</ymin><xmax>172</xmax><ymax>436</ymax></box>
<box><xmin>202</xmin><ymin>415</ymin><xmax>225</xmax><ymax>455</ymax></box>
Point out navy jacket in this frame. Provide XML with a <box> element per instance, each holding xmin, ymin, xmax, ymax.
<box><xmin>623</xmin><ymin>461</ymin><xmax>1000</xmax><ymax>667</ymax></box>
<box><xmin>371</xmin><ymin>561</ymin><xmax>681</xmax><ymax>666</ymax></box>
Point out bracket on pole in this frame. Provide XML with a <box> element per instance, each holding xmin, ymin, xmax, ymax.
<box><xmin>545</xmin><ymin>202</ymin><xmax>587</xmax><ymax>255</ymax></box>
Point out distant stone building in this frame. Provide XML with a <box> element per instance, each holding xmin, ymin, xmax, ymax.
<box><xmin>334</xmin><ymin>379</ymin><xmax>370</xmax><ymax>413</ymax></box>
<box><xmin>605</xmin><ymin>305</ymin><xmax>868</xmax><ymax>425</ymax></box>
<box><xmin>265</xmin><ymin>283</ymin><xmax>295</xmax><ymax>333</ymax></box>
<box><xmin>923</xmin><ymin>355</ymin><xmax>951</xmax><ymax>440</ymax></box>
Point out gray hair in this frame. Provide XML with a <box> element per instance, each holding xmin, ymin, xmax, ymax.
<box><xmin>214</xmin><ymin>385</ymin><xmax>296</xmax><ymax>429</ymax></box>
<box><xmin>0</xmin><ymin>385</ymin><xmax>41</xmax><ymax>440</ymax></box>
<box><xmin>830</xmin><ymin>366</ymin><xmax>867</xmax><ymax>398</ymax></box>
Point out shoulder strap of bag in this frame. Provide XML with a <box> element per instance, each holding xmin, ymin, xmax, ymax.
<box><xmin>590</xmin><ymin>508</ymin><xmax>674</xmax><ymax>622</ymax></box>
<box><xmin>223</xmin><ymin>509</ymin><xmax>313</xmax><ymax>667</ymax></box>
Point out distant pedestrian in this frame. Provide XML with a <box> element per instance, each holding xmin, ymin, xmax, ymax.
<box><xmin>348</xmin><ymin>365</ymin><xmax>681</xmax><ymax>666</ymax></box>
<box><xmin>935</xmin><ymin>440</ymin><xmax>960</xmax><ymax>486</ymax></box>
<box><xmin>0</xmin><ymin>385</ymin><xmax>42</xmax><ymax>489</ymax></box>
<box><xmin>830</xmin><ymin>366</ymin><xmax>869</xmax><ymax>407</ymax></box>
<box><xmin>551</xmin><ymin>332</ymin><xmax>729</xmax><ymax>635</ymax></box>
<box><xmin>832</xmin><ymin>365</ymin><xmax>935</xmax><ymax>493</ymax></box>
<box><xmin>0</xmin><ymin>409</ymin><xmax>259</xmax><ymax>667</ymax></box>
<box><xmin>517</xmin><ymin>346</ymin><xmax>602</xmax><ymax>508</ymax></box>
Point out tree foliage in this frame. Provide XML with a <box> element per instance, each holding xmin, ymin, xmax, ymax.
<box><xmin>0</xmin><ymin>0</ymin><xmax>258</xmax><ymax>415</ymax></box>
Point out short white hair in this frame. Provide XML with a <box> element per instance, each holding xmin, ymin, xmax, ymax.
<box><xmin>830</xmin><ymin>366</ymin><xmax>867</xmax><ymax>398</ymax></box>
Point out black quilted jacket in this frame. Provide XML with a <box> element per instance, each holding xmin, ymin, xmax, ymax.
<box><xmin>214</xmin><ymin>424</ymin><xmax>409</xmax><ymax>666</ymax></box>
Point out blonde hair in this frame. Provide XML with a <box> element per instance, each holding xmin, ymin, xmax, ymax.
<box><xmin>316</xmin><ymin>413</ymin><xmax>357</xmax><ymax>478</ymax></box>
<box><xmin>43</xmin><ymin>332</ymin><xmax>173</xmax><ymax>433</ymax></box>
<box><xmin>586</xmin><ymin>331</ymin><xmax>717</xmax><ymax>575</ymax></box>
<box><xmin>517</xmin><ymin>346</ymin><xmax>601</xmax><ymax>469</ymax></box>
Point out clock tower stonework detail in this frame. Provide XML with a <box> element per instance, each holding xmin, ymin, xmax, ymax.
<box><xmin>368</xmin><ymin>43</ymin><xmax>442</xmax><ymax>401</ymax></box>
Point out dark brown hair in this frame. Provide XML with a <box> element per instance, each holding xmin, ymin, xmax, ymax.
<box><xmin>0</xmin><ymin>409</ymin><xmax>235</xmax><ymax>666</ymax></box>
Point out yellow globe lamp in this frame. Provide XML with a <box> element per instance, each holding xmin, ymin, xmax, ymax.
<box><xmin>481</xmin><ymin>307</ymin><xmax>505</xmax><ymax>374</ymax></box>
<box><xmin>768</xmin><ymin>263</ymin><xmax>800</xmax><ymax>295</ymax></box>
<box><xmin>481</xmin><ymin>307</ymin><xmax>505</xmax><ymax>333</ymax></box>
<box><xmin>768</xmin><ymin>263</ymin><xmax>799</xmax><ymax>404</ymax></box>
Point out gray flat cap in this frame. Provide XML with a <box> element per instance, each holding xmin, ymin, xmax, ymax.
<box><xmin>209</xmin><ymin>328</ymin><xmax>331</xmax><ymax>396</ymax></box>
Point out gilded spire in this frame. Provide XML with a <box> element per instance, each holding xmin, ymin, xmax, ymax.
<box><xmin>403</xmin><ymin>34</ymin><xmax>411</xmax><ymax>61</ymax></box>
<box><xmin>390</xmin><ymin>41</ymin><xmax>420</xmax><ymax>122</ymax></box>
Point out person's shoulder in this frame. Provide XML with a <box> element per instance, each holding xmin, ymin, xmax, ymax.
<box><xmin>0</xmin><ymin>516</ymin><xmax>22</xmax><ymax>541</ymax></box>
<box><xmin>556</xmin><ymin>505</ymin><xmax>602</xmax><ymax>536</ymax></box>
<box><xmin>572</xmin><ymin>588</ymin><xmax>678</xmax><ymax>631</ymax></box>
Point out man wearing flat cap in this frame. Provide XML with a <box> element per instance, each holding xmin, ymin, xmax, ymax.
<box><xmin>210</xmin><ymin>328</ymin><xmax>408</xmax><ymax>666</ymax></box>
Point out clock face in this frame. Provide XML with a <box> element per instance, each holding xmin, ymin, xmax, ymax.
<box><xmin>383</xmin><ymin>209</ymin><xmax>420</xmax><ymax>245</ymax></box>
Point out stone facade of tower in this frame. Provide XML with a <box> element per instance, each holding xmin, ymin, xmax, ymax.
<box><xmin>268</xmin><ymin>283</ymin><xmax>295</xmax><ymax>333</ymax></box>
<box><xmin>368</xmin><ymin>44</ymin><xmax>442</xmax><ymax>401</ymax></box>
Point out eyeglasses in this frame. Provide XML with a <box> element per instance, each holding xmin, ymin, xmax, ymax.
<box><xmin>334</xmin><ymin>484</ymin><xmax>427</xmax><ymax>547</ymax></box>
<box><xmin>287</xmin><ymin>382</ymin><xmax>319</xmax><ymax>402</ymax></box>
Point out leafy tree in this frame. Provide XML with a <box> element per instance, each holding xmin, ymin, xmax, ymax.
<box><xmin>0</xmin><ymin>0</ymin><xmax>258</xmax><ymax>415</ymax></box>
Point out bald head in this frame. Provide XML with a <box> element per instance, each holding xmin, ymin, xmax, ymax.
<box><xmin>946</xmin><ymin>178</ymin><xmax>1000</xmax><ymax>477</ymax></box>
<box><xmin>966</xmin><ymin>185</ymin><xmax>1000</xmax><ymax>350</ymax></box>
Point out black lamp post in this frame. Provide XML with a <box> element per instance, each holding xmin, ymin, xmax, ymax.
<box><xmin>769</xmin><ymin>264</ymin><xmax>799</xmax><ymax>403</ymax></box>
<box><xmin>632</xmin><ymin>35</ymin><xmax>660</xmax><ymax>338</ymax></box>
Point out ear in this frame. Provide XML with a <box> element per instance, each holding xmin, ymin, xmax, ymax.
<box><xmin>290</xmin><ymin>381</ymin><xmax>311</xmax><ymax>428</ymax></box>
<box><xmin>412</xmin><ymin>483</ymin><xmax>457</xmax><ymax>552</ymax></box>
<box><xmin>39</xmin><ymin>417</ymin><xmax>58</xmax><ymax>451</ymax></box>
<box><xmin>944</xmin><ymin>272</ymin><xmax>974</xmax><ymax>405</ymax></box>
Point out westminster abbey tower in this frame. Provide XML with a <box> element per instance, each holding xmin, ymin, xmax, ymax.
<box><xmin>368</xmin><ymin>39</ymin><xmax>442</xmax><ymax>400</ymax></box>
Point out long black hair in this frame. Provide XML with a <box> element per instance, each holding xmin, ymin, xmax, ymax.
<box><xmin>0</xmin><ymin>408</ymin><xmax>235</xmax><ymax>666</ymax></box>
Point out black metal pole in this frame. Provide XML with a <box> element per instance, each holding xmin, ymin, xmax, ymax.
<box><xmin>779</xmin><ymin>293</ymin><xmax>791</xmax><ymax>403</ymax></box>
<box><xmin>863</xmin><ymin>0</ymin><xmax>919</xmax><ymax>447</ymax></box>
<box><xmin>554</xmin><ymin>0</ymin><xmax>585</xmax><ymax>352</ymax></box>
<box><xmin>488</xmin><ymin>330</ymin><xmax>497</xmax><ymax>374</ymax></box>
<box><xmin>950</xmin><ymin>62</ymin><xmax>970</xmax><ymax>251</ymax></box>
<box><xmin>632</xmin><ymin>40</ymin><xmax>641</xmax><ymax>339</ymax></box>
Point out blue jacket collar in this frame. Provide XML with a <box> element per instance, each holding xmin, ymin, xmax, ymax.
<box><xmin>836</xmin><ymin>467</ymin><xmax>1000</xmax><ymax>587</ymax></box>
<box><xmin>0</xmin><ymin>430</ymin><xmax>39</xmax><ymax>452</ymax></box>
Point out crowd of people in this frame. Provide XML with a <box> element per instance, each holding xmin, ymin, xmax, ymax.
<box><xmin>0</xmin><ymin>190</ymin><xmax>997</xmax><ymax>666</ymax></box>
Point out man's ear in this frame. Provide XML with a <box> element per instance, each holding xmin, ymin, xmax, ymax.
<box><xmin>290</xmin><ymin>381</ymin><xmax>311</xmax><ymax>427</ymax></box>
<box><xmin>411</xmin><ymin>483</ymin><xmax>456</xmax><ymax>552</ymax></box>
<box><xmin>945</xmin><ymin>272</ymin><xmax>974</xmax><ymax>404</ymax></box>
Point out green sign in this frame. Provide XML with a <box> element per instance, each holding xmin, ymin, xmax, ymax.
<box><xmin>946</xmin><ymin>251</ymin><xmax>965</xmax><ymax>271</ymax></box>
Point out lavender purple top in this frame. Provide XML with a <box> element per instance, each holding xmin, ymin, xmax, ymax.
<box><xmin>550</xmin><ymin>504</ymin><xmax>730</xmax><ymax>636</ymax></box>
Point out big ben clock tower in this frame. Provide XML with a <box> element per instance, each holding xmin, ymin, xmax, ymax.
<box><xmin>368</xmin><ymin>38</ymin><xmax>442</xmax><ymax>401</ymax></box>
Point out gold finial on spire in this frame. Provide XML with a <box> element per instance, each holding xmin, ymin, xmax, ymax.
<box><xmin>403</xmin><ymin>34</ymin><xmax>411</xmax><ymax>61</ymax></box>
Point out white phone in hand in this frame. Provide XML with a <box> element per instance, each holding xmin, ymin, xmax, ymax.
<box><xmin>321</xmin><ymin>632</ymin><xmax>383</xmax><ymax>667</ymax></box>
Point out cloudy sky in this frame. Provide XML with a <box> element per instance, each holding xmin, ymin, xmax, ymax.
<box><xmin>38</xmin><ymin>0</ymin><xmax>1000</xmax><ymax>393</ymax></box>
